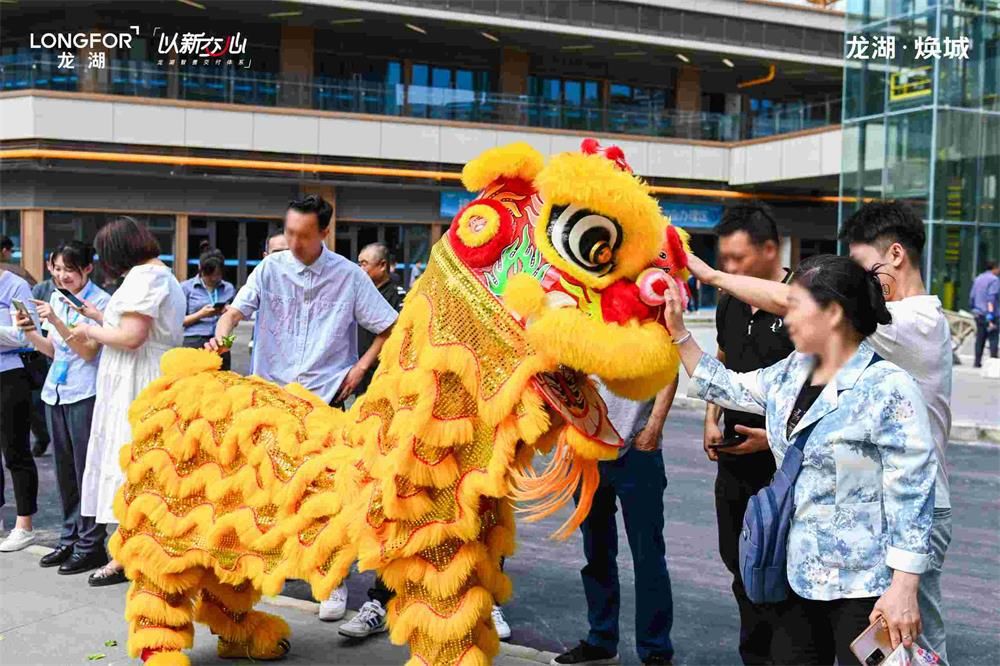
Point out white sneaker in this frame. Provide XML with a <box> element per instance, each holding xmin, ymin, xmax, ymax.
<box><xmin>338</xmin><ymin>600</ymin><xmax>387</xmax><ymax>638</ymax></box>
<box><xmin>492</xmin><ymin>605</ymin><xmax>511</xmax><ymax>640</ymax></box>
<box><xmin>319</xmin><ymin>583</ymin><xmax>348</xmax><ymax>622</ymax></box>
<box><xmin>0</xmin><ymin>527</ymin><xmax>36</xmax><ymax>552</ymax></box>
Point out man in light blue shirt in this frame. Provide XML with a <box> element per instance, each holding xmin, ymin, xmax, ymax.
<box><xmin>209</xmin><ymin>195</ymin><xmax>398</xmax><ymax>406</ymax></box>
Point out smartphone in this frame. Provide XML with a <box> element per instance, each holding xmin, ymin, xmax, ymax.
<box><xmin>212</xmin><ymin>301</ymin><xmax>228</xmax><ymax>313</ymax></box>
<box><xmin>56</xmin><ymin>287</ymin><xmax>84</xmax><ymax>309</ymax></box>
<box><xmin>851</xmin><ymin>617</ymin><xmax>893</xmax><ymax>666</ymax></box>
<box><xmin>708</xmin><ymin>435</ymin><xmax>747</xmax><ymax>449</ymax></box>
<box><xmin>11</xmin><ymin>298</ymin><xmax>31</xmax><ymax>317</ymax></box>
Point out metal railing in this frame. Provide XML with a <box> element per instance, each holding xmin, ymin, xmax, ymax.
<box><xmin>0</xmin><ymin>56</ymin><xmax>841</xmax><ymax>142</ymax></box>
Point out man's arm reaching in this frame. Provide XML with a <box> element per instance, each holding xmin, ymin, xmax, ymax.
<box><xmin>687</xmin><ymin>253</ymin><xmax>790</xmax><ymax>317</ymax></box>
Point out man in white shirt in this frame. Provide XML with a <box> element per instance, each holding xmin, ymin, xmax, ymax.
<box><xmin>687</xmin><ymin>201</ymin><xmax>953</xmax><ymax>663</ymax></box>
<box><xmin>210</xmin><ymin>195</ymin><xmax>398</xmax><ymax>406</ymax></box>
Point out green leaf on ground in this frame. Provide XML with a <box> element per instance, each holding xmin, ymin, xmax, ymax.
<box><xmin>104</xmin><ymin>640</ymin><xmax>117</xmax><ymax>647</ymax></box>
<box><xmin>87</xmin><ymin>654</ymin><xmax>106</xmax><ymax>661</ymax></box>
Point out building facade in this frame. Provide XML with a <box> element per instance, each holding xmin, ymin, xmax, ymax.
<box><xmin>1</xmin><ymin>0</ymin><xmax>849</xmax><ymax>302</ymax></box>
<box><xmin>840</xmin><ymin>0</ymin><xmax>999</xmax><ymax>310</ymax></box>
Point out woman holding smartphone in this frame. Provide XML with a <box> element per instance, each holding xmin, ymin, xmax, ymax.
<box><xmin>68</xmin><ymin>217</ymin><xmax>185</xmax><ymax>587</ymax></box>
<box><xmin>0</xmin><ymin>266</ymin><xmax>40</xmax><ymax>552</ymax></box>
<box><xmin>181</xmin><ymin>243</ymin><xmax>235</xmax><ymax>370</ymax></box>
<box><xmin>662</xmin><ymin>255</ymin><xmax>936</xmax><ymax>664</ymax></box>
<box><xmin>17</xmin><ymin>242</ymin><xmax>112</xmax><ymax>574</ymax></box>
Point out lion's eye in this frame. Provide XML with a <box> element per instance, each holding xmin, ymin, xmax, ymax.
<box><xmin>548</xmin><ymin>204</ymin><xmax>622</xmax><ymax>275</ymax></box>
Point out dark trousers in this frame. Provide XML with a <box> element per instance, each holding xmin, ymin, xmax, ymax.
<box><xmin>47</xmin><ymin>398</ymin><xmax>107</xmax><ymax>554</ymax></box>
<box><xmin>974</xmin><ymin>314</ymin><xmax>999</xmax><ymax>366</ymax></box>
<box><xmin>715</xmin><ymin>461</ymin><xmax>776</xmax><ymax>665</ymax></box>
<box><xmin>0</xmin><ymin>368</ymin><xmax>39</xmax><ymax>515</ymax></box>
<box><xmin>770</xmin><ymin>592</ymin><xmax>878</xmax><ymax>665</ymax></box>
<box><xmin>578</xmin><ymin>447</ymin><xmax>674</xmax><ymax>662</ymax></box>
<box><xmin>183</xmin><ymin>335</ymin><xmax>231</xmax><ymax>371</ymax></box>
<box><xmin>30</xmin><ymin>388</ymin><xmax>49</xmax><ymax>446</ymax></box>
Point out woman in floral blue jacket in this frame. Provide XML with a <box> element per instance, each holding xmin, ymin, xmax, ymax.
<box><xmin>663</xmin><ymin>255</ymin><xmax>937</xmax><ymax>665</ymax></box>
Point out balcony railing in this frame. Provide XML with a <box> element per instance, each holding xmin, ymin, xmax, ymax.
<box><xmin>0</xmin><ymin>56</ymin><xmax>841</xmax><ymax>143</ymax></box>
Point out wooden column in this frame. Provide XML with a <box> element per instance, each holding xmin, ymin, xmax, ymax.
<box><xmin>675</xmin><ymin>65</ymin><xmax>702</xmax><ymax>113</ymax></box>
<box><xmin>499</xmin><ymin>47</ymin><xmax>529</xmax><ymax>124</ymax></box>
<box><xmin>20</xmin><ymin>209</ymin><xmax>44</xmax><ymax>283</ymax></box>
<box><xmin>279</xmin><ymin>25</ymin><xmax>315</xmax><ymax>108</ymax></box>
<box><xmin>430</xmin><ymin>223</ymin><xmax>443</xmax><ymax>245</ymax></box>
<box><xmin>301</xmin><ymin>184</ymin><xmax>336</xmax><ymax>250</ymax></box>
<box><xmin>174</xmin><ymin>213</ymin><xmax>189</xmax><ymax>281</ymax></box>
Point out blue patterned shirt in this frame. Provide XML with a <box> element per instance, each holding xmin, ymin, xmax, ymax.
<box><xmin>688</xmin><ymin>341</ymin><xmax>937</xmax><ymax>601</ymax></box>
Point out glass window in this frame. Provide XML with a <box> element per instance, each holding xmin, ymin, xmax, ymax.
<box><xmin>386</xmin><ymin>61</ymin><xmax>402</xmax><ymax>86</ymax></box>
<box><xmin>564</xmin><ymin>80</ymin><xmax>582</xmax><ymax>105</ymax></box>
<box><xmin>885</xmin><ymin>109</ymin><xmax>933</xmax><ymax>214</ymax></box>
<box><xmin>934</xmin><ymin>110</ymin><xmax>983</xmax><ymax>224</ymax></box>
<box><xmin>411</xmin><ymin>64</ymin><xmax>428</xmax><ymax>87</ymax></box>
<box><xmin>0</xmin><ymin>210</ymin><xmax>19</xmax><ymax>253</ymax></box>
<box><xmin>43</xmin><ymin>211</ymin><xmax>175</xmax><ymax>291</ymax></box>
<box><xmin>609</xmin><ymin>83</ymin><xmax>631</xmax><ymax>105</ymax></box>
<box><xmin>928</xmin><ymin>222</ymin><xmax>978</xmax><ymax>311</ymax></box>
<box><xmin>455</xmin><ymin>69</ymin><xmax>473</xmax><ymax>90</ymax></box>
<box><xmin>431</xmin><ymin>67</ymin><xmax>451</xmax><ymax>89</ymax></box>
<box><xmin>937</xmin><ymin>8</ymin><xmax>988</xmax><ymax>109</ymax></box>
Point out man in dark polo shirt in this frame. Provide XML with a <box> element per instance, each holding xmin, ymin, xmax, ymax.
<box><xmin>356</xmin><ymin>242</ymin><xmax>407</xmax><ymax>394</ymax></box>
<box><xmin>705</xmin><ymin>204</ymin><xmax>793</xmax><ymax>665</ymax></box>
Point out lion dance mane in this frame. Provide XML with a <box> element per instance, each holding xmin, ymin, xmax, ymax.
<box><xmin>113</xmin><ymin>140</ymin><xmax>691</xmax><ymax>666</ymax></box>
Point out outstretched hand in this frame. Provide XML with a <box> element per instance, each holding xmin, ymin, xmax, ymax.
<box><xmin>685</xmin><ymin>253</ymin><xmax>716</xmax><ymax>284</ymax></box>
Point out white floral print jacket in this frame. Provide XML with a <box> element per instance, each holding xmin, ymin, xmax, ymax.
<box><xmin>689</xmin><ymin>341</ymin><xmax>937</xmax><ymax>601</ymax></box>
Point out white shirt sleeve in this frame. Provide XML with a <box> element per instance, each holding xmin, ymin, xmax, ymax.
<box><xmin>353</xmin><ymin>269</ymin><xmax>399</xmax><ymax>335</ymax></box>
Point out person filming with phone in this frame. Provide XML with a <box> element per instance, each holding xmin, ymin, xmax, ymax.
<box><xmin>664</xmin><ymin>254</ymin><xmax>936</xmax><ymax>665</ymax></box>
<box><xmin>16</xmin><ymin>241</ymin><xmax>113</xmax><ymax>573</ymax></box>
<box><xmin>181</xmin><ymin>243</ymin><xmax>235</xmax><ymax>371</ymax></box>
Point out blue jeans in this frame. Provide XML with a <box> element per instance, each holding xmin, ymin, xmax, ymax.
<box><xmin>918</xmin><ymin>507</ymin><xmax>952</xmax><ymax>665</ymax></box>
<box><xmin>578</xmin><ymin>447</ymin><xmax>675</xmax><ymax>662</ymax></box>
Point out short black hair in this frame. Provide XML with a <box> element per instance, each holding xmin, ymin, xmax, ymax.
<box><xmin>197</xmin><ymin>241</ymin><xmax>225</xmax><ymax>276</ymax></box>
<box><xmin>715</xmin><ymin>203</ymin><xmax>779</xmax><ymax>246</ymax></box>
<box><xmin>794</xmin><ymin>254</ymin><xmax>892</xmax><ymax>338</ymax></box>
<box><xmin>984</xmin><ymin>259</ymin><xmax>998</xmax><ymax>271</ymax></box>
<box><xmin>52</xmin><ymin>241</ymin><xmax>95</xmax><ymax>274</ymax></box>
<box><xmin>839</xmin><ymin>201</ymin><xmax>925</xmax><ymax>266</ymax></box>
<box><xmin>0</xmin><ymin>235</ymin><xmax>13</xmax><ymax>252</ymax></box>
<box><xmin>287</xmin><ymin>194</ymin><xmax>333</xmax><ymax>231</ymax></box>
<box><xmin>94</xmin><ymin>216</ymin><xmax>161</xmax><ymax>277</ymax></box>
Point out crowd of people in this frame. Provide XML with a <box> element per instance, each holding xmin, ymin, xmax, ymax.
<box><xmin>0</xmin><ymin>196</ymin><xmax>994</xmax><ymax>666</ymax></box>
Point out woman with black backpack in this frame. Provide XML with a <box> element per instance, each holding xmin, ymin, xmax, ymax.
<box><xmin>662</xmin><ymin>254</ymin><xmax>937</xmax><ymax>665</ymax></box>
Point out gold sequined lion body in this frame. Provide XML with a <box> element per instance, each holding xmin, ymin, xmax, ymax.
<box><xmin>113</xmin><ymin>140</ymin><xmax>691</xmax><ymax>666</ymax></box>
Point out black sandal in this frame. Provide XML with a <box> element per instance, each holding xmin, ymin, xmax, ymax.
<box><xmin>88</xmin><ymin>563</ymin><xmax>127</xmax><ymax>587</ymax></box>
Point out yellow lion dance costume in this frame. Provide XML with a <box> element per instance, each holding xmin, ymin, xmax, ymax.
<box><xmin>113</xmin><ymin>139</ymin><xmax>691</xmax><ymax>666</ymax></box>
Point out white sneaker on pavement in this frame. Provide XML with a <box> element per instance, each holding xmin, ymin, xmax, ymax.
<box><xmin>319</xmin><ymin>583</ymin><xmax>348</xmax><ymax>622</ymax></box>
<box><xmin>492</xmin><ymin>605</ymin><xmax>511</xmax><ymax>640</ymax></box>
<box><xmin>338</xmin><ymin>600</ymin><xmax>388</xmax><ymax>638</ymax></box>
<box><xmin>0</xmin><ymin>527</ymin><xmax>36</xmax><ymax>552</ymax></box>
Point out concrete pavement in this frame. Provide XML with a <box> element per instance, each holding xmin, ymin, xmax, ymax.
<box><xmin>7</xmin><ymin>410</ymin><xmax>998</xmax><ymax>665</ymax></box>
<box><xmin>0</xmin><ymin>544</ymin><xmax>553</xmax><ymax>666</ymax></box>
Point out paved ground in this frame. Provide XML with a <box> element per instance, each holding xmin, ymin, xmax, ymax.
<box><xmin>4</xmin><ymin>409</ymin><xmax>998</xmax><ymax>665</ymax></box>
<box><xmin>4</xmin><ymin>318</ymin><xmax>997</xmax><ymax>664</ymax></box>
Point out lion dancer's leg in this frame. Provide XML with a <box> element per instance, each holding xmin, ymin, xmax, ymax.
<box><xmin>194</xmin><ymin>571</ymin><xmax>290</xmax><ymax>661</ymax></box>
<box><xmin>381</xmin><ymin>497</ymin><xmax>515</xmax><ymax>666</ymax></box>
<box><xmin>125</xmin><ymin>568</ymin><xmax>204</xmax><ymax>666</ymax></box>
